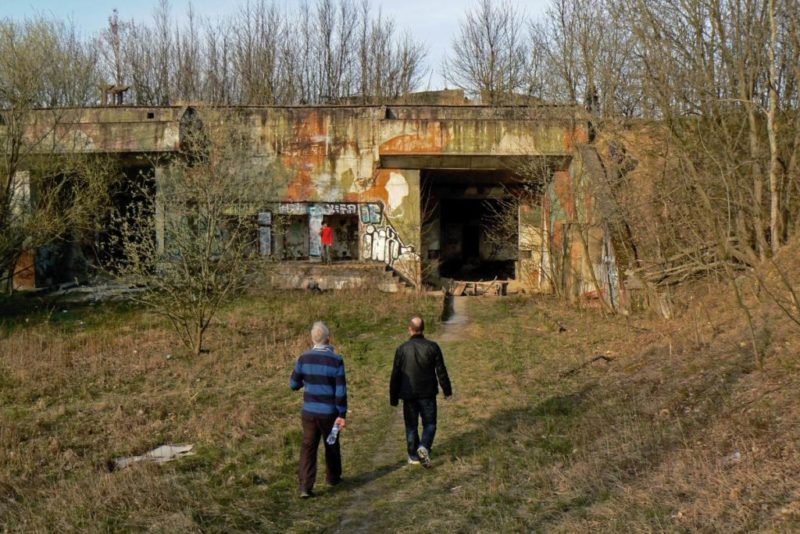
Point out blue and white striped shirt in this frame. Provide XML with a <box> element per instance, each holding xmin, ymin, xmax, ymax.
<box><xmin>290</xmin><ymin>345</ymin><xmax>348</xmax><ymax>418</ymax></box>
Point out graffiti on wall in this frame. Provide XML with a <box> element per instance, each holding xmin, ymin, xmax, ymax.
<box><xmin>269</xmin><ymin>200</ymin><xmax>419</xmax><ymax>284</ymax></box>
<box><xmin>276</xmin><ymin>203</ymin><xmax>307</xmax><ymax>215</ymax></box>
<box><xmin>361</xmin><ymin>223</ymin><xmax>412</xmax><ymax>264</ymax></box>
<box><xmin>278</xmin><ymin>202</ymin><xmax>360</xmax><ymax>216</ymax></box>
<box><xmin>273</xmin><ymin>202</ymin><xmax>382</xmax><ymax>258</ymax></box>
<box><xmin>363</xmin><ymin>219</ymin><xmax>418</xmax><ymax>261</ymax></box>
<box><xmin>359</xmin><ymin>203</ymin><xmax>382</xmax><ymax>224</ymax></box>
<box><xmin>274</xmin><ymin>202</ymin><xmax>361</xmax><ymax>256</ymax></box>
<box><xmin>362</xmin><ymin>220</ymin><xmax>419</xmax><ymax>285</ymax></box>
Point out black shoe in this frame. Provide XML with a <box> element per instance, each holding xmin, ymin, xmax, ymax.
<box><xmin>299</xmin><ymin>489</ymin><xmax>315</xmax><ymax>498</ymax></box>
<box><xmin>328</xmin><ymin>477</ymin><xmax>342</xmax><ymax>486</ymax></box>
<box><xmin>417</xmin><ymin>446</ymin><xmax>431</xmax><ymax>468</ymax></box>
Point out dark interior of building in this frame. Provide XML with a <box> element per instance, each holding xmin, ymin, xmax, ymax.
<box><xmin>438</xmin><ymin>198</ymin><xmax>517</xmax><ymax>280</ymax></box>
<box><xmin>36</xmin><ymin>164</ymin><xmax>156</xmax><ymax>286</ymax></box>
<box><xmin>421</xmin><ymin>169</ymin><xmax>520</xmax><ymax>282</ymax></box>
<box><xmin>326</xmin><ymin>214</ymin><xmax>360</xmax><ymax>260</ymax></box>
<box><xmin>272</xmin><ymin>215</ymin><xmax>310</xmax><ymax>260</ymax></box>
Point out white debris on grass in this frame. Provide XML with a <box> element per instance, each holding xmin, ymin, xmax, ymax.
<box><xmin>112</xmin><ymin>444</ymin><xmax>194</xmax><ymax>470</ymax></box>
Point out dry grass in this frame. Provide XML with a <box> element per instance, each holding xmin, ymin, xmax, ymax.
<box><xmin>3</xmin><ymin>265</ymin><xmax>800</xmax><ymax>532</ymax></box>
<box><xmin>341</xmin><ymin>290</ymin><xmax>800</xmax><ymax>532</ymax></box>
<box><xmin>0</xmin><ymin>289</ymin><xmax>440</xmax><ymax>531</ymax></box>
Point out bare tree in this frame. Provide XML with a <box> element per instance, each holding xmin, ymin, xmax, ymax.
<box><xmin>355</xmin><ymin>2</ymin><xmax>427</xmax><ymax>102</ymax></box>
<box><xmin>231</xmin><ymin>1</ymin><xmax>287</xmax><ymax>104</ymax></box>
<box><xmin>444</xmin><ymin>0</ymin><xmax>529</xmax><ymax>104</ymax></box>
<box><xmin>0</xmin><ymin>18</ymin><xmax>115</xmax><ymax>293</ymax></box>
<box><xmin>202</xmin><ymin>19</ymin><xmax>233</xmax><ymax>104</ymax></box>
<box><xmin>111</xmin><ymin>109</ymin><xmax>277</xmax><ymax>355</ymax></box>
<box><xmin>615</xmin><ymin>0</ymin><xmax>795</xmax><ymax>262</ymax></box>
<box><xmin>99</xmin><ymin>0</ymin><xmax>425</xmax><ymax>106</ymax></box>
<box><xmin>766</xmin><ymin>0</ymin><xmax>781</xmax><ymax>254</ymax></box>
<box><xmin>97</xmin><ymin>9</ymin><xmax>128</xmax><ymax>88</ymax></box>
<box><xmin>528</xmin><ymin>0</ymin><xmax>637</xmax><ymax>116</ymax></box>
<box><xmin>172</xmin><ymin>3</ymin><xmax>202</xmax><ymax>103</ymax></box>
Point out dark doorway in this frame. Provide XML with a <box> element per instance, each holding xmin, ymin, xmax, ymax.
<box><xmin>422</xmin><ymin>169</ymin><xmax>519</xmax><ymax>283</ymax></box>
<box><xmin>87</xmin><ymin>164</ymin><xmax>155</xmax><ymax>281</ymax></box>
<box><xmin>326</xmin><ymin>214</ymin><xmax>359</xmax><ymax>260</ymax></box>
<box><xmin>463</xmin><ymin>224</ymin><xmax>480</xmax><ymax>259</ymax></box>
<box><xmin>273</xmin><ymin>215</ymin><xmax>309</xmax><ymax>260</ymax></box>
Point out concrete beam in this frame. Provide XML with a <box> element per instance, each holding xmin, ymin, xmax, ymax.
<box><xmin>380</xmin><ymin>154</ymin><xmax>571</xmax><ymax>171</ymax></box>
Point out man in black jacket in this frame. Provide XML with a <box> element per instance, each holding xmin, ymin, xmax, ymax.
<box><xmin>390</xmin><ymin>316</ymin><xmax>452</xmax><ymax>468</ymax></box>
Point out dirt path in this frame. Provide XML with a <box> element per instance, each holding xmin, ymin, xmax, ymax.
<box><xmin>332</xmin><ymin>297</ymin><xmax>471</xmax><ymax>532</ymax></box>
<box><xmin>332</xmin><ymin>414</ymin><xmax>406</xmax><ymax>534</ymax></box>
<box><xmin>439</xmin><ymin>296</ymin><xmax>469</xmax><ymax>342</ymax></box>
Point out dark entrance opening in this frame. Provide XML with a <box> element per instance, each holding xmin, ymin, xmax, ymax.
<box><xmin>273</xmin><ymin>215</ymin><xmax>310</xmax><ymax>260</ymax></box>
<box><xmin>463</xmin><ymin>224</ymin><xmax>480</xmax><ymax>258</ymax></box>
<box><xmin>99</xmin><ymin>165</ymin><xmax>155</xmax><ymax>261</ymax></box>
<box><xmin>41</xmin><ymin>163</ymin><xmax>156</xmax><ymax>286</ymax></box>
<box><xmin>326</xmin><ymin>214</ymin><xmax>359</xmax><ymax>260</ymax></box>
<box><xmin>439</xmin><ymin>198</ymin><xmax>517</xmax><ymax>280</ymax></box>
<box><xmin>421</xmin><ymin>169</ymin><xmax>519</xmax><ymax>284</ymax></box>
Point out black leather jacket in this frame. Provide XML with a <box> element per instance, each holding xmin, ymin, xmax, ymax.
<box><xmin>390</xmin><ymin>334</ymin><xmax>452</xmax><ymax>405</ymax></box>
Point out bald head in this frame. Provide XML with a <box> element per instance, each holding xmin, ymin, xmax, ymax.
<box><xmin>408</xmin><ymin>316</ymin><xmax>424</xmax><ymax>335</ymax></box>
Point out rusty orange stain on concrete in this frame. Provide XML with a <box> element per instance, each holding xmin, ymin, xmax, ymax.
<box><xmin>284</xmin><ymin>165</ymin><xmax>317</xmax><ymax>200</ymax></box>
<box><xmin>552</xmin><ymin>171</ymin><xmax>576</xmax><ymax>220</ymax></box>
<box><xmin>563</xmin><ymin>126</ymin><xmax>589</xmax><ymax>152</ymax></box>
<box><xmin>379</xmin><ymin>122</ymin><xmax>452</xmax><ymax>154</ymax></box>
<box><xmin>290</xmin><ymin>110</ymin><xmax>326</xmax><ymax>142</ymax></box>
<box><xmin>355</xmin><ymin>169</ymin><xmax>392</xmax><ymax>205</ymax></box>
<box><xmin>278</xmin><ymin>110</ymin><xmax>329</xmax><ymax>200</ymax></box>
<box><xmin>271</xmin><ymin>109</ymin><xmax>369</xmax><ymax>202</ymax></box>
<box><xmin>12</xmin><ymin>250</ymin><xmax>36</xmax><ymax>290</ymax></box>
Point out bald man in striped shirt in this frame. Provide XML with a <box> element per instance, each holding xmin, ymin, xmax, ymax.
<box><xmin>290</xmin><ymin>321</ymin><xmax>348</xmax><ymax>498</ymax></box>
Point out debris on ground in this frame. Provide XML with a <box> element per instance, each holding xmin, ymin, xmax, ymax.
<box><xmin>722</xmin><ymin>451</ymin><xmax>742</xmax><ymax>466</ymax></box>
<box><xmin>49</xmin><ymin>283</ymin><xmax>145</xmax><ymax>303</ymax></box>
<box><xmin>560</xmin><ymin>355</ymin><xmax>615</xmax><ymax>378</ymax></box>
<box><xmin>110</xmin><ymin>444</ymin><xmax>194</xmax><ymax>471</ymax></box>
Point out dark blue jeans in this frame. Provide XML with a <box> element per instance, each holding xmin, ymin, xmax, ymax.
<box><xmin>402</xmin><ymin>397</ymin><xmax>437</xmax><ymax>457</ymax></box>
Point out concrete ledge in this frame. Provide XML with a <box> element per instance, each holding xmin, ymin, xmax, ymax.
<box><xmin>269</xmin><ymin>262</ymin><xmax>406</xmax><ymax>292</ymax></box>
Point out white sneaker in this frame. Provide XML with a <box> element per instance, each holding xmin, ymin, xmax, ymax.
<box><xmin>407</xmin><ymin>456</ymin><xmax>420</xmax><ymax>465</ymax></box>
<box><xmin>416</xmin><ymin>446</ymin><xmax>431</xmax><ymax>468</ymax></box>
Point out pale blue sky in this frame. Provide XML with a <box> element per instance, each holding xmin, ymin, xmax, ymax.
<box><xmin>1</xmin><ymin>0</ymin><xmax>551</xmax><ymax>89</ymax></box>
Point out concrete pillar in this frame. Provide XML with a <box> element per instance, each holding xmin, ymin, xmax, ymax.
<box><xmin>518</xmin><ymin>199</ymin><xmax>544</xmax><ymax>292</ymax></box>
<box><xmin>308</xmin><ymin>204</ymin><xmax>323</xmax><ymax>260</ymax></box>
<box><xmin>154</xmin><ymin>165</ymin><xmax>166</xmax><ymax>255</ymax></box>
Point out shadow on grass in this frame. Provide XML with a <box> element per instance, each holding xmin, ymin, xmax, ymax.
<box><xmin>314</xmin><ymin>389</ymin><xmax>598</xmax><ymax>529</ymax></box>
<box><xmin>338</xmin><ymin>460</ymin><xmax>407</xmax><ymax>491</ymax></box>
<box><xmin>355</xmin><ymin>364</ymin><xmax>752</xmax><ymax>531</ymax></box>
<box><xmin>438</xmin><ymin>387</ymin><xmax>594</xmax><ymax>460</ymax></box>
<box><xmin>313</xmin><ymin>388</ymin><xmax>612</xmax><ymax>531</ymax></box>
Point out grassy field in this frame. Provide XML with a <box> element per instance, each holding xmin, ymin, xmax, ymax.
<box><xmin>2</xmin><ymin>288</ymin><xmax>800</xmax><ymax>532</ymax></box>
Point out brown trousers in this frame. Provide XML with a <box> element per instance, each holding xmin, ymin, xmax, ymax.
<box><xmin>299</xmin><ymin>413</ymin><xmax>342</xmax><ymax>491</ymax></box>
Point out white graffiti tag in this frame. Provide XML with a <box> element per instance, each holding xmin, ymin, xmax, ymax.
<box><xmin>362</xmin><ymin>224</ymin><xmax>415</xmax><ymax>265</ymax></box>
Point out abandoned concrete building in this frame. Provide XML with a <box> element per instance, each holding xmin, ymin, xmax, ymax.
<box><xmin>11</xmin><ymin>96</ymin><xmax>619</xmax><ymax>302</ymax></box>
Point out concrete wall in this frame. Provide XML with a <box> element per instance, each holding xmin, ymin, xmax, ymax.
<box><xmin>543</xmin><ymin>145</ymin><xmax>621</xmax><ymax>307</ymax></box>
<box><xmin>9</xmin><ymin>107</ymin><xmax>185</xmax><ymax>154</ymax></box>
<box><xmin>230</xmin><ymin>106</ymin><xmax>587</xmax><ymax>284</ymax></box>
<box><xmin>16</xmin><ymin>104</ymin><xmax>592</xmax><ymax>290</ymax></box>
